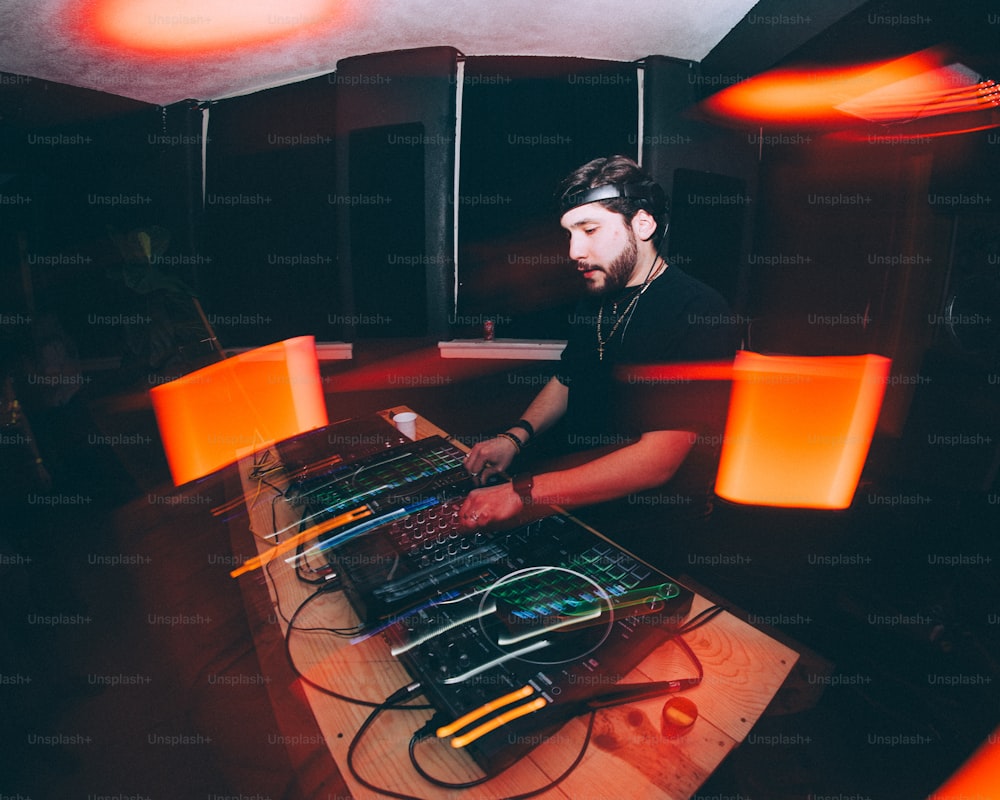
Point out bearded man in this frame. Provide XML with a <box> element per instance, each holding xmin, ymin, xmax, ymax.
<box><xmin>459</xmin><ymin>155</ymin><xmax>736</xmax><ymax>561</ymax></box>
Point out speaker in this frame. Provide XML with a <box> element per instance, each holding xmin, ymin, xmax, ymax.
<box><xmin>347</xmin><ymin>123</ymin><xmax>427</xmax><ymax>337</ymax></box>
<box><xmin>333</xmin><ymin>47</ymin><xmax>458</xmax><ymax>339</ymax></box>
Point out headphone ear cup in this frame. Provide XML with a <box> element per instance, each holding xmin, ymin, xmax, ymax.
<box><xmin>646</xmin><ymin>183</ymin><xmax>668</xmax><ymax>217</ymax></box>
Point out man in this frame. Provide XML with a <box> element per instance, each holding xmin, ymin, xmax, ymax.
<box><xmin>458</xmin><ymin>155</ymin><xmax>735</xmax><ymax>550</ymax></box>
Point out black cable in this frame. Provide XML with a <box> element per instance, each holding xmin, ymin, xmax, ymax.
<box><xmin>249</xmin><ymin>482</ymin><xmax>337</xmax><ymax>622</ymax></box>
<box><xmin>262</xmin><ymin>551</ymin><xmax>344</xmax><ymax>630</ymax></box>
<box><xmin>346</xmin><ymin>687</ymin><xmax>431</xmax><ymax>800</ymax></box>
<box><xmin>676</xmin><ymin>603</ymin><xmax>725</xmax><ymax>635</ymax></box>
<box><xmin>293</xmin><ymin>515</ymin><xmax>338</xmax><ymax>585</ymax></box>
<box><xmin>345</xmin><ymin>689</ymin><xmax>598</xmax><ymax>800</ymax></box>
<box><xmin>283</xmin><ymin>585</ymin><xmax>431</xmax><ymax>708</ymax></box>
<box><xmin>404</xmin><ymin>709</ymin><xmax>599</xmax><ymax>797</ymax></box>
<box><xmin>406</xmin><ymin>728</ymin><xmax>494</xmax><ymax>792</ymax></box>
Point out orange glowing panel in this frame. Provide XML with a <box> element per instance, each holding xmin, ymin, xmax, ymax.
<box><xmin>701</xmin><ymin>48</ymin><xmax>994</xmax><ymax>128</ymax></box>
<box><xmin>714</xmin><ymin>351</ymin><xmax>891</xmax><ymax>509</ymax></box>
<box><xmin>930</xmin><ymin>726</ymin><xmax>1000</xmax><ymax>799</ymax></box>
<box><xmin>83</xmin><ymin>0</ymin><xmax>342</xmax><ymax>54</ymax></box>
<box><xmin>150</xmin><ymin>336</ymin><xmax>328</xmax><ymax>486</ymax></box>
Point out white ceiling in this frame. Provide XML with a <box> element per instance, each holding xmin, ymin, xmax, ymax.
<box><xmin>0</xmin><ymin>0</ymin><xmax>764</xmax><ymax>106</ymax></box>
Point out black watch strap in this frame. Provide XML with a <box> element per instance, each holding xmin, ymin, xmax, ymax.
<box><xmin>511</xmin><ymin>419</ymin><xmax>535</xmax><ymax>441</ymax></box>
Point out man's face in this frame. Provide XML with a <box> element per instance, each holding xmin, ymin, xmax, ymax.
<box><xmin>560</xmin><ymin>202</ymin><xmax>640</xmax><ymax>295</ymax></box>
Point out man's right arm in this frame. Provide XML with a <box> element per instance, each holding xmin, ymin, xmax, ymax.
<box><xmin>516</xmin><ymin>375</ymin><xmax>569</xmax><ymax>438</ymax></box>
<box><xmin>463</xmin><ymin>376</ymin><xmax>568</xmax><ymax>484</ymax></box>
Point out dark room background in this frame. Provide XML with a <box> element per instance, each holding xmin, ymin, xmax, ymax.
<box><xmin>1</xmin><ymin>44</ymin><xmax>998</xmax><ymax>493</ymax></box>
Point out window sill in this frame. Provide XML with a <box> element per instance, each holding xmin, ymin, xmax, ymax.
<box><xmin>437</xmin><ymin>339</ymin><xmax>566</xmax><ymax>360</ymax></box>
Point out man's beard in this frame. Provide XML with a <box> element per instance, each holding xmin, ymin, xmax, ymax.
<box><xmin>581</xmin><ymin>228</ymin><xmax>638</xmax><ymax>296</ymax></box>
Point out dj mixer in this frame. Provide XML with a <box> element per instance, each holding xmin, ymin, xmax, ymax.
<box><xmin>285</xmin><ymin>422</ymin><xmax>695</xmax><ymax>773</ymax></box>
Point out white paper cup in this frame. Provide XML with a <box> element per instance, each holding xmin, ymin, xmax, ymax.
<box><xmin>393</xmin><ymin>411</ymin><xmax>417</xmax><ymax>440</ymax></box>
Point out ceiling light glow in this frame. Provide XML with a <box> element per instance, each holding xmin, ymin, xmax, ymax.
<box><xmin>84</xmin><ymin>0</ymin><xmax>342</xmax><ymax>54</ymax></box>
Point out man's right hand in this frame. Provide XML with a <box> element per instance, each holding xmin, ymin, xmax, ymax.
<box><xmin>463</xmin><ymin>435</ymin><xmax>520</xmax><ymax>486</ymax></box>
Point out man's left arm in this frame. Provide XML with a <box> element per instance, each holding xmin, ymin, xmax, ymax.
<box><xmin>457</xmin><ymin>430</ymin><xmax>694</xmax><ymax>530</ymax></box>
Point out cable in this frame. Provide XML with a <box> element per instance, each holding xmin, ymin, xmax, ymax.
<box><xmin>404</xmin><ymin>709</ymin><xmax>598</xmax><ymax>797</ymax></box>
<box><xmin>345</xmin><ymin>690</ymin><xmax>597</xmax><ymax>800</ymax></box>
<box><xmin>282</xmin><ymin>585</ymin><xmax>431</xmax><ymax>708</ymax></box>
<box><xmin>676</xmin><ymin>603</ymin><xmax>725</xmax><ymax>635</ymax></box>
<box><xmin>292</xmin><ymin>511</ymin><xmax>339</xmax><ymax>585</ymax></box>
<box><xmin>346</xmin><ymin>686</ymin><xmax>433</xmax><ymax>800</ymax></box>
<box><xmin>262</xmin><ymin>551</ymin><xmax>340</xmax><ymax>629</ymax></box>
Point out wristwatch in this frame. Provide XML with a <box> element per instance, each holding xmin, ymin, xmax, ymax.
<box><xmin>512</xmin><ymin>472</ymin><xmax>534</xmax><ymax>506</ymax></box>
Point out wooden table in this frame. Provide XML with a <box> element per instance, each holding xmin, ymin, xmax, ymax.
<box><xmin>227</xmin><ymin>406</ymin><xmax>799</xmax><ymax>799</ymax></box>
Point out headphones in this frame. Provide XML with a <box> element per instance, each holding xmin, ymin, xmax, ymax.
<box><xmin>559</xmin><ymin>180</ymin><xmax>668</xmax><ymax>218</ymax></box>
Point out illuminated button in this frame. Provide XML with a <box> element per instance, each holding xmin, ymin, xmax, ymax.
<box><xmin>661</xmin><ymin>697</ymin><xmax>698</xmax><ymax>737</ymax></box>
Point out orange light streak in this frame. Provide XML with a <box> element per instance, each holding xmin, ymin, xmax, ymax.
<box><xmin>80</xmin><ymin>0</ymin><xmax>343</xmax><ymax>55</ymax></box>
<box><xmin>700</xmin><ymin>48</ymin><xmax>995</xmax><ymax>130</ymax></box>
<box><xmin>930</xmin><ymin>726</ymin><xmax>1000</xmax><ymax>800</ymax></box>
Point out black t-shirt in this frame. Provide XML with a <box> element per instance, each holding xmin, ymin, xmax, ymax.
<box><xmin>553</xmin><ymin>264</ymin><xmax>737</xmax><ymax>522</ymax></box>
<box><xmin>557</xmin><ymin>264</ymin><xmax>735</xmax><ymax>441</ymax></box>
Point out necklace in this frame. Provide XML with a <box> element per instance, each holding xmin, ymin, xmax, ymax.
<box><xmin>596</xmin><ymin>256</ymin><xmax>665</xmax><ymax>361</ymax></box>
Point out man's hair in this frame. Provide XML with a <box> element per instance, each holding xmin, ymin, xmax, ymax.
<box><xmin>556</xmin><ymin>155</ymin><xmax>670</xmax><ymax>247</ymax></box>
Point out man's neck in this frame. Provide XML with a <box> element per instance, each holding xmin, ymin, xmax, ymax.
<box><xmin>625</xmin><ymin>248</ymin><xmax>665</xmax><ymax>288</ymax></box>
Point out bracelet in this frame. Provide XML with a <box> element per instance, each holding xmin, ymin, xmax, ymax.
<box><xmin>510</xmin><ymin>419</ymin><xmax>535</xmax><ymax>441</ymax></box>
<box><xmin>495</xmin><ymin>431</ymin><xmax>523</xmax><ymax>453</ymax></box>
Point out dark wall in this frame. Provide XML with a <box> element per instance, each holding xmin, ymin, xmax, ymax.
<box><xmin>738</xmin><ymin>126</ymin><xmax>1000</xmax><ymax>484</ymax></box>
<box><xmin>643</xmin><ymin>56</ymin><xmax>761</xmax><ymax>317</ymax></box>
<box><xmin>0</xmin><ymin>90</ymin><xmax>202</xmax><ymax>364</ymax></box>
<box><xmin>456</xmin><ymin>56</ymin><xmax>638</xmax><ymax>340</ymax></box>
<box><xmin>203</xmin><ymin>75</ymin><xmax>338</xmax><ymax>347</ymax></box>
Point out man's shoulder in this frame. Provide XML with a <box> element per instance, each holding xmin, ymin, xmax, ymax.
<box><xmin>643</xmin><ymin>265</ymin><xmax>738</xmax><ymax>359</ymax></box>
<box><xmin>647</xmin><ymin>264</ymin><xmax>730</xmax><ymax>314</ymax></box>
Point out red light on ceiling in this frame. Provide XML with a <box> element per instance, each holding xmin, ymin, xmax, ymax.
<box><xmin>83</xmin><ymin>0</ymin><xmax>342</xmax><ymax>54</ymax></box>
<box><xmin>701</xmin><ymin>48</ymin><xmax>998</xmax><ymax>129</ymax></box>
